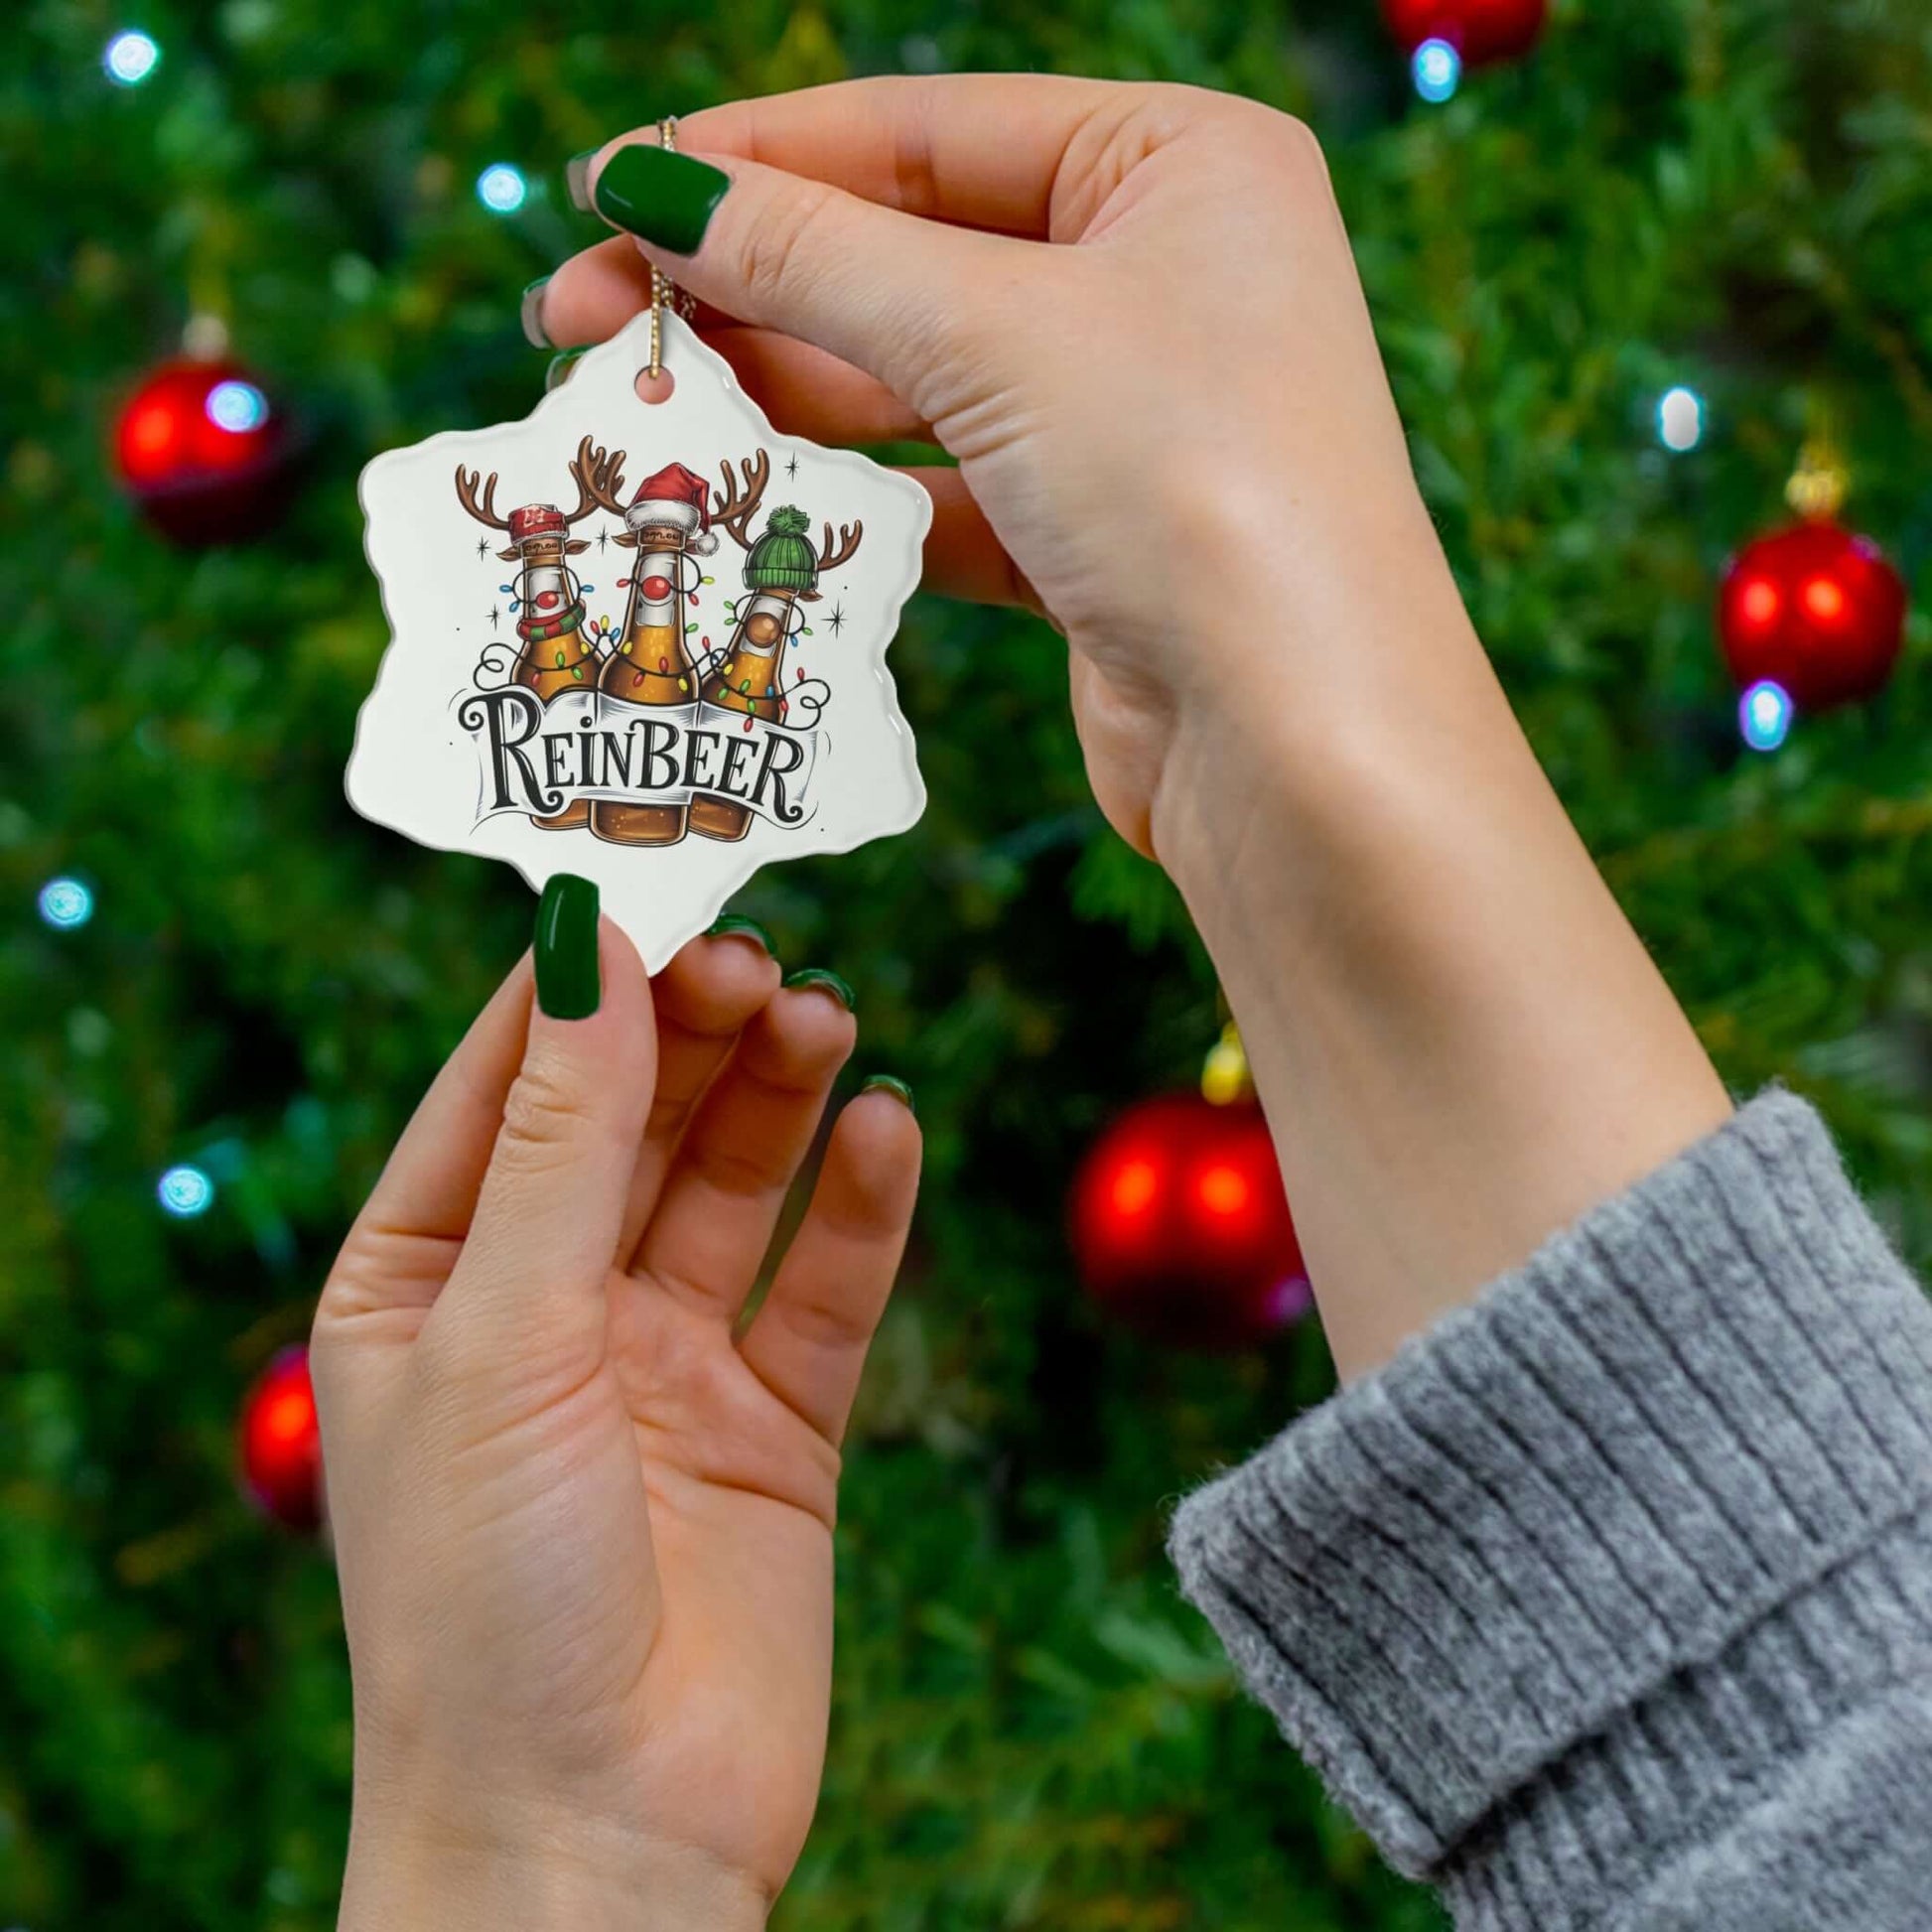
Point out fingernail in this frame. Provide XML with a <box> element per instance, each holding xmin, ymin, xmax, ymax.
<box><xmin>861</xmin><ymin>1074</ymin><xmax>915</xmax><ymax>1115</ymax></box>
<box><xmin>544</xmin><ymin>347</ymin><xmax>588</xmax><ymax>392</ymax></box>
<box><xmin>520</xmin><ymin>276</ymin><xmax>552</xmax><ymax>349</ymax></box>
<box><xmin>565</xmin><ymin>149</ymin><xmax>598</xmax><ymax>213</ymax></box>
<box><xmin>593</xmin><ymin>143</ymin><xmax>730</xmax><ymax>255</ymax></box>
<box><xmin>705</xmin><ymin>913</ymin><xmax>775</xmax><ymax>956</ymax></box>
<box><xmin>783</xmin><ymin>967</ymin><xmax>855</xmax><ymax>1012</ymax></box>
<box><xmin>535</xmin><ymin>874</ymin><xmax>601</xmax><ymax>1020</ymax></box>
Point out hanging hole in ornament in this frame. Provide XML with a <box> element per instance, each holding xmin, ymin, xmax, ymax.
<box><xmin>635</xmin><ymin>366</ymin><xmax>676</xmax><ymax>406</ymax></box>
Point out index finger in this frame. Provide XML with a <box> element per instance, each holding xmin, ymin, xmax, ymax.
<box><xmin>669</xmin><ymin>73</ymin><xmax>1131</xmax><ymax>238</ymax></box>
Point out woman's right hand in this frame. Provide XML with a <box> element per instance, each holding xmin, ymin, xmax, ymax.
<box><xmin>538</xmin><ymin>75</ymin><xmax>1458</xmax><ymax>858</ymax></box>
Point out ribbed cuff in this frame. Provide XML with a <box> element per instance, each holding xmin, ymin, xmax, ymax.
<box><xmin>1170</xmin><ymin>1092</ymin><xmax>1932</xmax><ymax>1893</ymax></box>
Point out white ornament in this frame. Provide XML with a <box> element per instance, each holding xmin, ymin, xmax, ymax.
<box><xmin>349</xmin><ymin>310</ymin><xmax>928</xmax><ymax>968</ymax></box>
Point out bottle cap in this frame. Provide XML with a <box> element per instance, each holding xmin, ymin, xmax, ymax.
<box><xmin>507</xmin><ymin>503</ymin><xmax>568</xmax><ymax>545</ymax></box>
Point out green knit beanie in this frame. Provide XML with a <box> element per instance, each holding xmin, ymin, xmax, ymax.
<box><xmin>744</xmin><ymin>505</ymin><xmax>819</xmax><ymax>593</ymax></box>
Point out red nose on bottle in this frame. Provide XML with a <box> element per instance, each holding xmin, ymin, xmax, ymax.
<box><xmin>641</xmin><ymin>574</ymin><xmax>672</xmax><ymax>601</ymax></box>
<box><xmin>535</xmin><ymin>590</ymin><xmax>561</xmax><ymax>610</ymax></box>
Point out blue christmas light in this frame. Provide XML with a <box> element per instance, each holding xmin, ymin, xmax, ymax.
<box><xmin>206</xmin><ymin>379</ymin><xmax>268</xmax><ymax>433</ymax></box>
<box><xmin>1740</xmin><ymin>680</ymin><xmax>1793</xmax><ymax>754</ymax></box>
<box><xmin>158</xmin><ymin>1165</ymin><xmax>215</xmax><ymax>1218</ymax></box>
<box><xmin>1658</xmin><ymin>385</ymin><xmax>1705</xmax><ymax>453</ymax></box>
<box><xmin>1413</xmin><ymin>39</ymin><xmax>1461</xmax><ymax>103</ymax></box>
<box><xmin>37</xmin><ymin>878</ymin><xmax>93</xmax><ymax>930</ymax></box>
<box><xmin>477</xmin><ymin>164</ymin><xmax>528</xmax><ymax>214</ymax></box>
<box><xmin>104</xmin><ymin>30</ymin><xmax>160</xmax><ymax>85</ymax></box>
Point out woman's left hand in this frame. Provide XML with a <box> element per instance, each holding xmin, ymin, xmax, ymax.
<box><xmin>313</xmin><ymin>902</ymin><xmax>919</xmax><ymax>1931</ymax></box>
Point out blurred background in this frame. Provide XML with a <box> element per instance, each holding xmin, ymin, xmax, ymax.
<box><xmin>7</xmin><ymin>1</ymin><xmax>1932</xmax><ymax>1926</ymax></box>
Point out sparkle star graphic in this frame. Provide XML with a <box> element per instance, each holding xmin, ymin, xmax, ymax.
<box><xmin>826</xmin><ymin>603</ymin><xmax>846</xmax><ymax>635</ymax></box>
<box><xmin>596</xmin><ymin>524</ymin><xmax>612</xmax><ymax>552</ymax></box>
<box><xmin>488</xmin><ymin>605</ymin><xmax>501</xmax><ymax>630</ymax></box>
<box><xmin>784</xmin><ymin>454</ymin><xmax>800</xmax><ymax>481</ymax></box>
<box><xmin>475</xmin><ymin>535</ymin><xmax>490</xmax><ymax>559</ymax></box>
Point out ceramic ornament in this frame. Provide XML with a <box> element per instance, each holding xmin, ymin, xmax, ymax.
<box><xmin>350</xmin><ymin>310</ymin><xmax>929</xmax><ymax>968</ymax></box>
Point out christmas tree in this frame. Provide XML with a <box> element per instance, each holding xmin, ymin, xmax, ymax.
<box><xmin>5</xmin><ymin>3</ymin><xmax>1930</xmax><ymax>1927</ymax></box>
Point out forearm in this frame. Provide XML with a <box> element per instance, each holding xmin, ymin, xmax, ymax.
<box><xmin>1151</xmin><ymin>508</ymin><xmax>1730</xmax><ymax>1378</ymax></box>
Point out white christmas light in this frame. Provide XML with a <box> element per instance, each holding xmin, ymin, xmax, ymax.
<box><xmin>1413</xmin><ymin>39</ymin><xmax>1461</xmax><ymax>103</ymax></box>
<box><xmin>1739</xmin><ymin>680</ymin><xmax>1793</xmax><ymax>753</ymax></box>
<box><xmin>477</xmin><ymin>164</ymin><xmax>528</xmax><ymax>214</ymax></box>
<box><xmin>1658</xmin><ymin>386</ymin><xmax>1705</xmax><ymax>453</ymax></box>
<box><xmin>206</xmin><ymin>379</ymin><xmax>268</xmax><ymax>433</ymax></box>
<box><xmin>37</xmin><ymin>878</ymin><xmax>93</xmax><ymax>929</ymax></box>
<box><xmin>104</xmin><ymin>30</ymin><xmax>160</xmax><ymax>85</ymax></box>
<box><xmin>157</xmin><ymin>1165</ymin><xmax>215</xmax><ymax>1218</ymax></box>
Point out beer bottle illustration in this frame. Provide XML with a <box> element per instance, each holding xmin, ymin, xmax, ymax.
<box><xmin>578</xmin><ymin>453</ymin><xmax>769</xmax><ymax>847</ymax></box>
<box><xmin>690</xmin><ymin>507</ymin><xmax>863</xmax><ymax>843</ymax></box>
<box><xmin>454</xmin><ymin>436</ymin><xmax>622</xmax><ymax>831</ymax></box>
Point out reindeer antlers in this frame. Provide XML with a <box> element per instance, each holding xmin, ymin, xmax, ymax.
<box><xmin>817</xmin><ymin>519</ymin><xmax>864</xmax><ymax>573</ymax></box>
<box><xmin>713</xmin><ymin>451</ymin><xmax>771</xmax><ymax>549</ymax></box>
<box><xmin>565</xmin><ymin>435</ymin><xmax>627</xmax><ymax>522</ymax></box>
<box><xmin>455</xmin><ymin>441</ymin><xmax>625</xmax><ymax>534</ymax></box>
<box><xmin>453</xmin><ymin>466</ymin><xmax>511</xmax><ymax>531</ymax></box>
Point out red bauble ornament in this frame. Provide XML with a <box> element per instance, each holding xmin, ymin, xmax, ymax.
<box><xmin>113</xmin><ymin>356</ymin><xmax>294</xmax><ymax>545</ymax></box>
<box><xmin>1069</xmin><ymin>1093</ymin><xmax>1311</xmax><ymax>1348</ymax></box>
<box><xmin>1383</xmin><ymin>0</ymin><xmax>1548</xmax><ymax>66</ymax></box>
<box><xmin>238</xmin><ymin>1345</ymin><xmax>324</xmax><ymax>1532</ymax></box>
<box><xmin>1719</xmin><ymin>519</ymin><xmax>1907</xmax><ymax>713</ymax></box>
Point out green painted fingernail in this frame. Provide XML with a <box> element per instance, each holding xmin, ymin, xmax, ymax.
<box><xmin>520</xmin><ymin>276</ymin><xmax>552</xmax><ymax>349</ymax></box>
<box><xmin>862</xmin><ymin>1074</ymin><xmax>914</xmax><ymax>1114</ymax></box>
<box><xmin>565</xmin><ymin>150</ymin><xmax>598</xmax><ymax>213</ymax></box>
<box><xmin>706</xmin><ymin>913</ymin><xmax>775</xmax><ymax>956</ymax></box>
<box><xmin>783</xmin><ymin>967</ymin><xmax>855</xmax><ymax>1012</ymax></box>
<box><xmin>535</xmin><ymin>874</ymin><xmax>600</xmax><ymax>1020</ymax></box>
<box><xmin>593</xmin><ymin>143</ymin><xmax>730</xmax><ymax>255</ymax></box>
<box><xmin>544</xmin><ymin>347</ymin><xmax>588</xmax><ymax>392</ymax></box>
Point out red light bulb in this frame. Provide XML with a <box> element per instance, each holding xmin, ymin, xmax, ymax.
<box><xmin>1070</xmin><ymin>1094</ymin><xmax>1311</xmax><ymax>1348</ymax></box>
<box><xmin>112</xmin><ymin>356</ymin><xmax>294</xmax><ymax>546</ymax></box>
<box><xmin>237</xmin><ymin>1345</ymin><xmax>324</xmax><ymax>1532</ymax></box>
<box><xmin>1719</xmin><ymin>520</ymin><xmax>1907</xmax><ymax>713</ymax></box>
<box><xmin>1381</xmin><ymin>0</ymin><xmax>1548</xmax><ymax>66</ymax></box>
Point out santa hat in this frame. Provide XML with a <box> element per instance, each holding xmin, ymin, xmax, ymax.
<box><xmin>626</xmin><ymin>461</ymin><xmax>717</xmax><ymax>553</ymax></box>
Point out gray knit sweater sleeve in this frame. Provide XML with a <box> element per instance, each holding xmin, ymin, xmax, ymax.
<box><xmin>1169</xmin><ymin>1092</ymin><xmax>1932</xmax><ymax>1930</ymax></box>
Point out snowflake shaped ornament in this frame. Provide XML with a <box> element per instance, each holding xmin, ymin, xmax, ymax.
<box><xmin>349</xmin><ymin>310</ymin><xmax>929</xmax><ymax>968</ymax></box>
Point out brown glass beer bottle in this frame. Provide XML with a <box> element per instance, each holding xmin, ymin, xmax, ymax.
<box><xmin>691</xmin><ymin>506</ymin><xmax>857</xmax><ymax>843</ymax></box>
<box><xmin>454</xmin><ymin>439</ymin><xmax>621</xmax><ymax>832</ymax></box>
<box><xmin>590</xmin><ymin>463</ymin><xmax>714</xmax><ymax>848</ymax></box>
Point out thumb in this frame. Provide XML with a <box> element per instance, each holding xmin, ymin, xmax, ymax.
<box><xmin>587</xmin><ymin>140</ymin><xmax>1023</xmax><ymax>413</ymax></box>
<box><xmin>436</xmin><ymin>876</ymin><xmax>655</xmax><ymax>1372</ymax></box>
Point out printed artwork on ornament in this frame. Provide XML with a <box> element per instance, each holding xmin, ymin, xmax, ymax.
<box><xmin>349</xmin><ymin>312</ymin><xmax>929</xmax><ymax>968</ymax></box>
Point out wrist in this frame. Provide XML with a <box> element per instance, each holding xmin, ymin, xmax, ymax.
<box><xmin>1149</xmin><ymin>465</ymin><xmax>1485</xmax><ymax>858</ymax></box>
<box><xmin>1149</xmin><ymin>550</ymin><xmax>1502</xmax><ymax>932</ymax></box>
<box><xmin>340</xmin><ymin>1802</ymin><xmax>768</xmax><ymax>1932</ymax></box>
<box><xmin>1146</xmin><ymin>513</ymin><xmax>1728</xmax><ymax>1379</ymax></box>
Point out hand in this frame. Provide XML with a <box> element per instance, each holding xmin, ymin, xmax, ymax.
<box><xmin>541</xmin><ymin>78</ymin><xmax>1729</xmax><ymax>1376</ymax></box>
<box><xmin>539</xmin><ymin>75</ymin><xmax>1436</xmax><ymax>857</ymax></box>
<box><xmin>314</xmin><ymin>902</ymin><xmax>918</xmax><ymax>1930</ymax></box>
